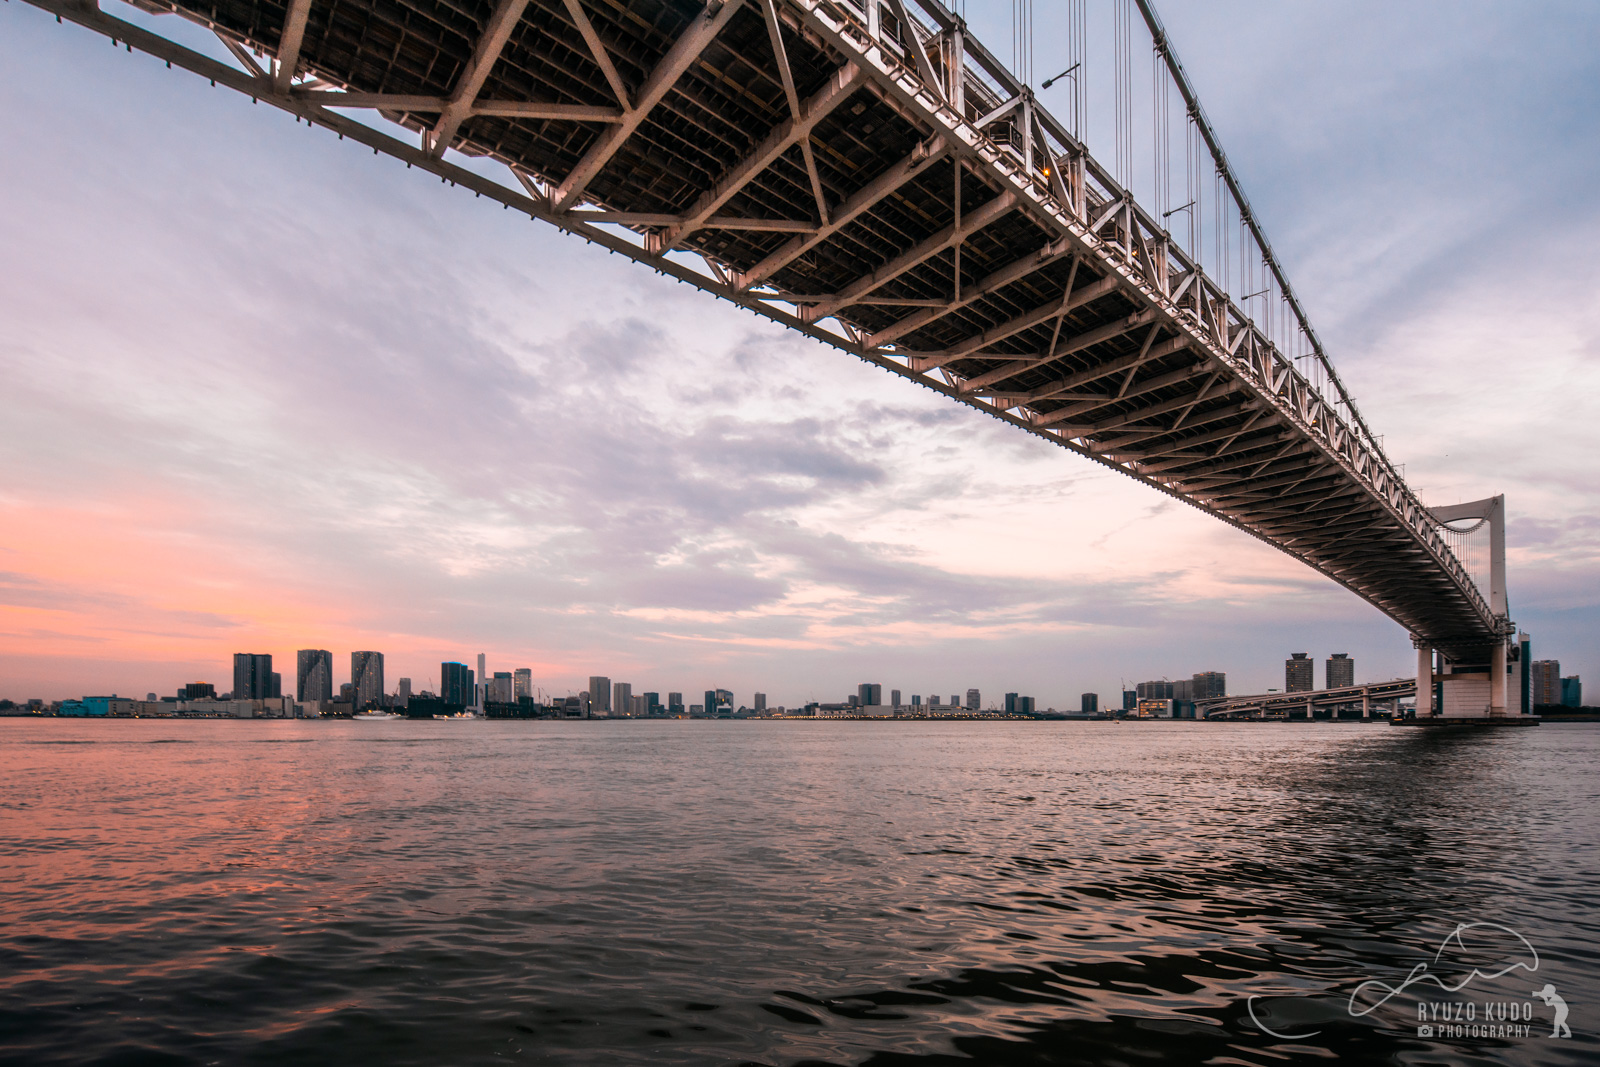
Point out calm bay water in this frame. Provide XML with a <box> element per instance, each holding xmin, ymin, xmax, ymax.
<box><xmin>1</xmin><ymin>719</ymin><xmax>1595</xmax><ymax>1066</ymax></box>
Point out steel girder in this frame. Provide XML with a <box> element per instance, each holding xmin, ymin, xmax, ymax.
<box><xmin>18</xmin><ymin>0</ymin><xmax>1500</xmax><ymax>652</ymax></box>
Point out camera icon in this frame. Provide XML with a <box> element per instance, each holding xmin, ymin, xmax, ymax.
<box><xmin>1417</xmin><ymin>1025</ymin><xmax>1434</xmax><ymax>1038</ymax></box>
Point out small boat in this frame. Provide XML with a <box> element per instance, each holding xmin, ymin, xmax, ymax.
<box><xmin>352</xmin><ymin>710</ymin><xmax>401</xmax><ymax>721</ymax></box>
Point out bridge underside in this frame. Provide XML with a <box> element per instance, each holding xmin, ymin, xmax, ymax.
<box><xmin>25</xmin><ymin>0</ymin><xmax>1501</xmax><ymax>654</ymax></box>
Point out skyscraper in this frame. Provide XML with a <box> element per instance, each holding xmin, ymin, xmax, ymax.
<box><xmin>966</xmin><ymin>688</ymin><xmax>980</xmax><ymax>711</ymax></box>
<box><xmin>513</xmin><ymin>668</ymin><xmax>533</xmax><ymax>702</ymax></box>
<box><xmin>858</xmin><ymin>683</ymin><xmax>882</xmax><ymax>706</ymax></box>
<box><xmin>492</xmin><ymin>672</ymin><xmax>514</xmax><ymax>704</ymax></box>
<box><xmin>296</xmin><ymin>649</ymin><xmax>333</xmax><ymax>704</ymax></box>
<box><xmin>890</xmin><ymin>689</ymin><xmax>900</xmax><ymax>707</ymax></box>
<box><xmin>1082</xmin><ymin>693</ymin><xmax>1098</xmax><ymax>714</ymax></box>
<box><xmin>1326</xmin><ymin>654</ymin><xmax>1354</xmax><ymax>689</ymax></box>
<box><xmin>1286</xmin><ymin>653</ymin><xmax>1313</xmax><ymax>693</ymax></box>
<box><xmin>441</xmin><ymin>662</ymin><xmax>473</xmax><ymax>707</ymax></box>
<box><xmin>667</xmin><ymin>692</ymin><xmax>684</xmax><ymax>714</ymax></box>
<box><xmin>477</xmin><ymin>654</ymin><xmax>487</xmax><ymax>710</ymax></box>
<box><xmin>1004</xmin><ymin>693</ymin><xmax>1018</xmax><ymax>714</ymax></box>
<box><xmin>1532</xmin><ymin>660</ymin><xmax>1560</xmax><ymax>706</ymax></box>
<box><xmin>754</xmin><ymin>692</ymin><xmax>766</xmax><ymax>713</ymax></box>
<box><xmin>351</xmin><ymin>652</ymin><xmax>385</xmax><ymax>710</ymax></box>
<box><xmin>613</xmin><ymin>681</ymin><xmax>632</xmax><ymax>717</ymax></box>
<box><xmin>232</xmin><ymin>653</ymin><xmax>273</xmax><ymax>700</ymax></box>
<box><xmin>589</xmin><ymin>676</ymin><xmax>612</xmax><ymax>717</ymax></box>
<box><xmin>397</xmin><ymin>678</ymin><xmax>412</xmax><ymax>707</ymax></box>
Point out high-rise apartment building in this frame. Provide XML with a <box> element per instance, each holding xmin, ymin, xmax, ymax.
<box><xmin>351</xmin><ymin>652</ymin><xmax>385</xmax><ymax>710</ymax></box>
<box><xmin>1531</xmin><ymin>660</ymin><xmax>1560</xmax><ymax>706</ymax></box>
<box><xmin>889</xmin><ymin>689</ymin><xmax>900</xmax><ymax>707</ymax></box>
<box><xmin>441</xmin><ymin>662</ymin><xmax>473</xmax><ymax>707</ymax></box>
<box><xmin>1082</xmin><ymin>693</ymin><xmax>1098</xmax><ymax>714</ymax></box>
<box><xmin>754</xmin><ymin>692</ymin><xmax>767</xmax><ymax>713</ymax></box>
<box><xmin>232</xmin><ymin>653</ymin><xmax>273</xmax><ymax>700</ymax></box>
<box><xmin>1018</xmin><ymin>696</ymin><xmax>1035</xmax><ymax>714</ymax></box>
<box><xmin>296</xmin><ymin>649</ymin><xmax>333</xmax><ymax>705</ymax></box>
<box><xmin>966</xmin><ymin>688</ymin><xmax>980</xmax><ymax>711</ymax></box>
<box><xmin>1326</xmin><ymin>654</ymin><xmax>1354</xmax><ymax>689</ymax></box>
<box><xmin>1004</xmin><ymin>693</ymin><xmax>1018</xmax><ymax>714</ymax></box>
<box><xmin>858</xmin><ymin>683</ymin><xmax>882</xmax><ymax>706</ymax></box>
<box><xmin>1122</xmin><ymin>690</ymin><xmax>1137</xmax><ymax>711</ymax></box>
<box><xmin>643</xmin><ymin>692</ymin><xmax>661</xmax><ymax>715</ymax></box>
<box><xmin>613</xmin><ymin>681</ymin><xmax>633</xmax><ymax>717</ymax></box>
<box><xmin>1191</xmin><ymin>671</ymin><xmax>1227</xmax><ymax>699</ymax></box>
<box><xmin>667</xmin><ymin>692</ymin><xmax>684</xmax><ymax>714</ymax></box>
<box><xmin>491</xmin><ymin>672</ymin><xmax>513</xmax><ymax>704</ymax></box>
<box><xmin>513</xmin><ymin>668</ymin><xmax>533</xmax><ymax>701</ymax></box>
<box><xmin>397</xmin><ymin>678</ymin><xmax>412</xmax><ymax>707</ymax></box>
<box><xmin>1285</xmin><ymin>653</ymin><xmax>1313</xmax><ymax>693</ymax></box>
<box><xmin>589</xmin><ymin>676</ymin><xmax>612</xmax><ymax>717</ymax></box>
<box><xmin>477</xmin><ymin>654</ymin><xmax>487</xmax><ymax>709</ymax></box>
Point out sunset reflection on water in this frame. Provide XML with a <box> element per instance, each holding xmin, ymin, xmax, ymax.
<box><xmin>2</xmin><ymin>719</ymin><xmax>1595</xmax><ymax>1066</ymax></box>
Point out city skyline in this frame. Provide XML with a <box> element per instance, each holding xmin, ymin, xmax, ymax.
<box><xmin>1</xmin><ymin>3</ymin><xmax>1596</xmax><ymax>703</ymax></box>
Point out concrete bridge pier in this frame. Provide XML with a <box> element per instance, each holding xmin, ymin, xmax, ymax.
<box><xmin>1362</xmin><ymin>692</ymin><xmax>1371</xmax><ymax>719</ymax></box>
<box><xmin>1416</xmin><ymin>642</ymin><xmax>1435</xmax><ymax>717</ymax></box>
<box><xmin>1491</xmin><ymin>640</ymin><xmax>1508</xmax><ymax>717</ymax></box>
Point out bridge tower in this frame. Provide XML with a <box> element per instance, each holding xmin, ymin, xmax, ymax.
<box><xmin>1407</xmin><ymin>495</ymin><xmax>1526</xmax><ymax>723</ymax></box>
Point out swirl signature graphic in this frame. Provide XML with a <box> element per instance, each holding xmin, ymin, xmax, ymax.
<box><xmin>1246</xmin><ymin>921</ymin><xmax>1540</xmax><ymax>1040</ymax></box>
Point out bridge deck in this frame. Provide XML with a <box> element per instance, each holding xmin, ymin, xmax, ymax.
<box><xmin>27</xmin><ymin>0</ymin><xmax>1500</xmax><ymax>651</ymax></box>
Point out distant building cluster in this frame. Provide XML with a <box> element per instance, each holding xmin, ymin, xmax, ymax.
<box><xmin>1531</xmin><ymin>660</ymin><xmax>1582</xmax><ymax>708</ymax></box>
<box><xmin>17</xmin><ymin>647</ymin><xmax>1583</xmax><ymax>721</ymax></box>
<box><xmin>1123</xmin><ymin>670</ymin><xmax>1228</xmax><ymax>719</ymax></box>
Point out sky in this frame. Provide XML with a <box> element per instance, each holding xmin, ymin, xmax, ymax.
<box><xmin>1</xmin><ymin>0</ymin><xmax>1597</xmax><ymax>706</ymax></box>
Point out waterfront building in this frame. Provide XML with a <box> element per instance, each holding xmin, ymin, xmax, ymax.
<box><xmin>1017</xmin><ymin>696</ymin><xmax>1035</xmax><ymax>714</ymax></box>
<box><xmin>397</xmin><ymin>678</ymin><xmax>412</xmax><ymax>707</ymax></box>
<box><xmin>889</xmin><ymin>689</ymin><xmax>900</xmax><ymax>707</ymax></box>
<box><xmin>1136</xmin><ymin>680</ymin><xmax>1174</xmax><ymax>701</ymax></box>
<box><xmin>1082</xmin><ymin>693</ymin><xmax>1098</xmax><ymax>714</ymax></box>
<box><xmin>351</xmin><ymin>652</ymin><xmax>385</xmax><ymax>711</ymax></box>
<box><xmin>1122</xmin><ymin>690</ymin><xmax>1136</xmax><ymax>712</ymax></box>
<box><xmin>667</xmin><ymin>692</ymin><xmax>684</xmax><ymax>715</ymax></box>
<box><xmin>1191</xmin><ymin>671</ymin><xmax>1227</xmax><ymax>699</ymax></box>
<box><xmin>232</xmin><ymin>653</ymin><xmax>273</xmax><ymax>700</ymax></box>
<box><xmin>1285</xmin><ymin>653</ymin><xmax>1313</xmax><ymax>693</ymax></box>
<box><xmin>1004</xmin><ymin>693</ymin><xmax>1018</xmax><ymax>714</ymax></box>
<box><xmin>1561</xmin><ymin>677</ymin><xmax>1582</xmax><ymax>707</ymax></box>
<box><xmin>513</xmin><ymin>668</ymin><xmax>533</xmax><ymax>701</ymax></box>
<box><xmin>1326</xmin><ymin>654</ymin><xmax>1354</xmax><ymax>689</ymax></box>
<box><xmin>181</xmin><ymin>681</ymin><xmax>215</xmax><ymax>701</ymax></box>
<box><xmin>858</xmin><ymin>683</ymin><xmax>882</xmax><ymax>706</ymax></box>
<box><xmin>440</xmin><ymin>662</ymin><xmax>474</xmax><ymax>707</ymax></box>
<box><xmin>643</xmin><ymin>692</ymin><xmax>661</xmax><ymax>715</ymax></box>
<box><xmin>1532</xmin><ymin>660</ymin><xmax>1560</xmax><ymax>705</ymax></box>
<box><xmin>754</xmin><ymin>692</ymin><xmax>766</xmax><ymax>713</ymax></box>
<box><xmin>296</xmin><ymin>649</ymin><xmax>333</xmax><ymax>704</ymax></box>
<box><xmin>491</xmin><ymin>672</ymin><xmax>513</xmax><ymax>704</ymax></box>
<box><xmin>589</xmin><ymin>676</ymin><xmax>612</xmax><ymax>717</ymax></box>
<box><xmin>613</xmin><ymin>682</ymin><xmax>633</xmax><ymax>717</ymax></box>
<box><xmin>966</xmin><ymin>689</ymin><xmax>980</xmax><ymax>711</ymax></box>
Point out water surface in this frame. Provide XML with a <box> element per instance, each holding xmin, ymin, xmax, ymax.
<box><xmin>1</xmin><ymin>719</ymin><xmax>1594</xmax><ymax>1065</ymax></box>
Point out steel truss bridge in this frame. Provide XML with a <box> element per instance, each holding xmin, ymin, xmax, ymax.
<box><xmin>22</xmin><ymin>0</ymin><xmax>1511</xmax><ymax>667</ymax></box>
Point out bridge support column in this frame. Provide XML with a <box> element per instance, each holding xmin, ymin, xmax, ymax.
<box><xmin>1416</xmin><ymin>643</ymin><xmax>1434</xmax><ymax>717</ymax></box>
<box><xmin>1362</xmin><ymin>691</ymin><xmax>1370</xmax><ymax>719</ymax></box>
<box><xmin>1490</xmin><ymin>639</ymin><xmax>1507</xmax><ymax>717</ymax></box>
